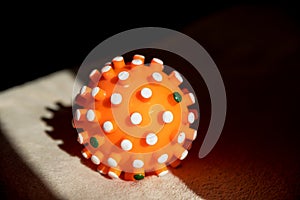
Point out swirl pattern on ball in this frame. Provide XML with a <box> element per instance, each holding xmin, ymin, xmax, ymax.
<box><xmin>73</xmin><ymin>55</ymin><xmax>198</xmax><ymax>181</ymax></box>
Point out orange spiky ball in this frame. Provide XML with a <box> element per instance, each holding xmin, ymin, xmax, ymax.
<box><xmin>73</xmin><ymin>55</ymin><xmax>198</xmax><ymax>180</ymax></box>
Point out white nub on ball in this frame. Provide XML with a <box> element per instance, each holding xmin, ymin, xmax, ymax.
<box><xmin>101</xmin><ymin>65</ymin><xmax>112</xmax><ymax>73</ymax></box>
<box><xmin>120</xmin><ymin>139</ymin><xmax>133</xmax><ymax>151</ymax></box>
<box><xmin>157</xmin><ymin>154</ymin><xmax>168</xmax><ymax>164</ymax></box>
<box><xmin>103</xmin><ymin>121</ymin><xmax>113</xmax><ymax>133</ymax></box>
<box><xmin>86</xmin><ymin>109</ymin><xmax>95</xmax><ymax>121</ymax></box>
<box><xmin>132</xmin><ymin>59</ymin><xmax>143</xmax><ymax>65</ymax></box>
<box><xmin>188</xmin><ymin>112</ymin><xmax>195</xmax><ymax>124</ymax></box>
<box><xmin>153</xmin><ymin>58</ymin><xmax>163</xmax><ymax>65</ymax></box>
<box><xmin>118</xmin><ymin>71</ymin><xmax>129</xmax><ymax>81</ymax></box>
<box><xmin>113</xmin><ymin>56</ymin><xmax>123</xmax><ymax>62</ymax></box>
<box><xmin>146</xmin><ymin>133</ymin><xmax>158</xmax><ymax>145</ymax></box>
<box><xmin>162</xmin><ymin>111</ymin><xmax>173</xmax><ymax>123</ymax></box>
<box><xmin>177</xmin><ymin>132</ymin><xmax>185</xmax><ymax>144</ymax></box>
<box><xmin>174</xmin><ymin>71</ymin><xmax>183</xmax><ymax>83</ymax></box>
<box><xmin>132</xmin><ymin>160</ymin><xmax>144</xmax><ymax>169</ymax></box>
<box><xmin>91</xmin><ymin>87</ymin><xmax>100</xmax><ymax>97</ymax></box>
<box><xmin>141</xmin><ymin>87</ymin><xmax>152</xmax><ymax>99</ymax></box>
<box><xmin>110</xmin><ymin>93</ymin><xmax>122</xmax><ymax>105</ymax></box>
<box><xmin>130</xmin><ymin>112</ymin><xmax>142</xmax><ymax>125</ymax></box>
<box><xmin>152</xmin><ymin>72</ymin><xmax>163</xmax><ymax>82</ymax></box>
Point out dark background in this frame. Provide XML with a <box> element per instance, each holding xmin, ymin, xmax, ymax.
<box><xmin>2</xmin><ymin>2</ymin><xmax>299</xmax><ymax>91</ymax></box>
<box><xmin>1</xmin><ymin>2</ymin><xmax>300</xmax><ymax>199</ymax></box>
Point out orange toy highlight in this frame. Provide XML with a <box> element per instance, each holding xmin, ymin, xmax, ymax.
<box><xmin>73</xmin><ymin>55</ymin><xmax>198</xmax><ymax>181</ymax></box>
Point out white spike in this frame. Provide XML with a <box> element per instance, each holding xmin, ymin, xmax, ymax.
<box><xmin>146</xmin><ymin>133</ymin><xmax>158</xmax><ymax>145</ymax></box>
<box><xmin>162</xmin><ymin>111</ymin><xmax>173</xmax><ymax>123</ymax></box>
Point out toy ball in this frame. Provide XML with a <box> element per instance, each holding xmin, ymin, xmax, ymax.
<box><xmin>72</xmin><ymin>55</ymin><xmax>199</xmax><ymax>180</ymax></box>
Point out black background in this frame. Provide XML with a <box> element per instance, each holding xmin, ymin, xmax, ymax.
<box><xmin>2</xmin><ymin>2</ymin><xmax>298</xmax><ymax>91</ymax></box>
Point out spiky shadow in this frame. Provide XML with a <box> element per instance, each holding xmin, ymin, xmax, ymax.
<box><xmin>41</xmin><ymin>102</ymin><xmax>95</xmax><ymax>171</ymax></box>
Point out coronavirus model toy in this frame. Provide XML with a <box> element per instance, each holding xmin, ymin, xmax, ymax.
<box><xmin>72</xmin><ymin>55</ymin><xmax>199</xmax><ymax>181</ymax></box>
